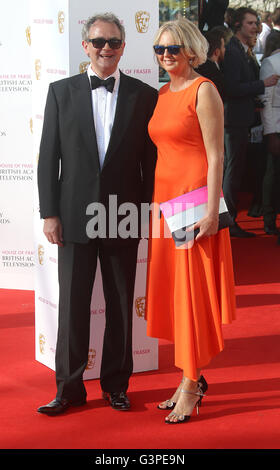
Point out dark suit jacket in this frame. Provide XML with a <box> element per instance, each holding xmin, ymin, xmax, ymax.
<box><xmin>199</xmin><ymin>0</ymin><xmax>229</xmax><ymax>31</ymax></box>
<box><xmin>196</xmin><ymin>59</ymin><xmax>226</xmax><ymax>102</ymax></box>
<box><xmin>37</xmin><ymin>71</ymin><xmax>158</xmax><ymax>243</ymax></box>
<box><xmin>223</xmin><ymin>36</ymin><xmax>265</xmax><ymax>127</ymax></box>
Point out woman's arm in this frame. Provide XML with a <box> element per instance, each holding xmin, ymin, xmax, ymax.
<box><xmin>194</xmin><ymin>81</ymin><xmax>224</xmax><ymax>240</ymax></box>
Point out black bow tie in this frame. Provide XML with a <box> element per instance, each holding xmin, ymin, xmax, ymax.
<box><xmin>90</xmin><ymin>75</ymin><xmax>115</xmax><ymax>93</ymax></box>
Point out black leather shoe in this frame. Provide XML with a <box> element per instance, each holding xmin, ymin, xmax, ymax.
<box><xmin>264</xmin><ymin>225</ymin><xmax>279</xmax><ymax>235</ymax></box>
<box><xmin>102</xmin><ymin>391</ymin><xmax>130</xmax><ymax>410</ymax></box>
<box><xmin>37</xmin><ymin>397</ymin><xmax>86</xmax><ymax>416</ymax></box>
<box><xmin>229</xmin><ymin>223</ymin><xmax>256</xmax><ymax>238</ymax></box>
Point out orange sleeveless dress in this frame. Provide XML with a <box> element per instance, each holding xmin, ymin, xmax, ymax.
<box><xmin>145</xmin><ymin>77</ymin><xmax>236</xmax><ymax>381</ymax></box>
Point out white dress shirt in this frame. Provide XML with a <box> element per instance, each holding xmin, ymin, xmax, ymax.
<box><xmin>87</xmin><ymin>66</ymin><xmax>120</xmax><ymax>168</ymax></box>
<box><xmin>254</xmin><ymin>23</ymin><xmax>271</xmax><ymax>54</ymax></box>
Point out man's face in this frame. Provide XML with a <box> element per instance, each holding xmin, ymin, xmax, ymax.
<box><xmin>82</xmin><ymin>20</ymin><xmax>125</xmax><ymax>78</ymax></box>
<box><xmin>267</xmin><ymin>15</ymin><xmax>272</xmax><ymax>28</ymax></box>
<box><xmin>239</xmin><ymin>13</ymin><xmax>258</xmax><ymax>44</ymax></box>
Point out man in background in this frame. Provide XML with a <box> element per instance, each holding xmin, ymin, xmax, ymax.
<box><xmin>222</xmin><ymin>7</ymin><xmax>279</xmax><ymax>238</ymax></box>
<box><xmin>271</xmin><ymin>7</ymin><xmax>280</xmax><ymax>34</ymax></box>
<box><xmin>196</xmin><ymin>27</ymin><xmax>226</xmax><ymax>101</ymax></box>
<box><xmin>255</xmin><ymin>11</ymin><xmax>272</xmax><ymax>54</ymax></box>
<box><xmin>199</xmin><ymin>0</ymin><xmax>229</xmax><ymax>31</ymax></box>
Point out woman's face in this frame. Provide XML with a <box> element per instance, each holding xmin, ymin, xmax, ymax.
<box><xmin>156</xmin><ymin>31</ymin><xmax>190</xmax><ymax>76</ymax></box>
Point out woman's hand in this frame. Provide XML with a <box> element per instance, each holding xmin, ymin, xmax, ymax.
<box><xmin>188</xmin><ymin>214</ymin><xmax>219</xmax><ymax>241</ymax></box>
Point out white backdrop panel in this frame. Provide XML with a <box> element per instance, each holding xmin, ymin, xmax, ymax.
<box><xmin>0</xmin><ymin>0</ymin><xmax>34</xmax><ymax>289</ymax></box>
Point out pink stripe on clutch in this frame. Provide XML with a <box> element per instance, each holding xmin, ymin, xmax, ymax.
<box><xmin>160</xmin><ymin>186</ymin><xmax>221</xmax><ymax>218</ymax></box>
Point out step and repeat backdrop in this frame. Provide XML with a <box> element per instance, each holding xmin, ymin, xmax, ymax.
<box><xmin>1</xmin><ymin>0</ymin><xmax>159</xmax><ymax>379</ymax></box>
<box><xmin>0</xmin><ymin>1</ymin><xmax>34</xmax><ymax>290</ymax></box>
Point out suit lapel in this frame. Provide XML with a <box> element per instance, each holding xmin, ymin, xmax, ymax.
<box><xmin>70</xmin><ymin>73</ymin><xmax>100</xmax><ymax>171</ymax></box>
<box><xmin>102</xmin><ymin>72</ymin><xmax>139</xmax><ymax>170</ymax></box>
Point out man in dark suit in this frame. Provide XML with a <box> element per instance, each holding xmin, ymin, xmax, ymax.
<box><xmin>271</xmin><ymin>7</ymin><xmax>280</xmax><ymax>36</ymax></box>
<box><xmin>199</xmin><ymin>0</ymin><xmax>229</xmax><ymax>31</ymax></box>
<box><xmin>222</xmin><ymin>7</ymin><xmax>279</xmax><ymax>237</ymax></box>
<box><xmin>196</xmin><ymin>28</ymin><xmax>226</xmax><ymax>102</ymax></box>
<box><xmin>37</xmin><ymin>13</ymin><xmax>157</xmax><ymax>415</ymax></box>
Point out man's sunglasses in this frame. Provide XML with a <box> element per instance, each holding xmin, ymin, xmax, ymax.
<box><xmin>153</xmin><ymin>45</ymin><xmax>184</xmax><ymax>55</ymax></box>
<box><xmin>88</xmin><ymin>37</ymin><xmax>123</xmax><ymax>49</ymax></box>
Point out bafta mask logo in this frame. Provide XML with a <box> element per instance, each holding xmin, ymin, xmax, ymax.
<box><xmin>79</xmin><ymin>61</ymin><xmax>90</xmax><ymax>74</ymax></box>
<box><xmin>38</xmin><ymin>244</ymin><xmax>44</xmax><ymax>265</ymax></box>
<box><xmin>135</xmin><ymin>296</ymin><xmax>146</xmax><ymax>318</ymax></box>
<box><xmin>58</xmin><ymin>11</ymin><xmax>65</xmax><ymax>34</ymax></box>
<box><xmin>35</xmin><ymin>59</ymin><xmax>41</xmax><ymax>80</ymax></box>
<box><xmin>86</xmin><ymin>348</ymin><xmax>96</xmax><ymax>369</ymax></box>
<box><xmin>39</xmin><ymin>333</ymin><xmax>46</xmax><ymax>354</ymax></box>
<box><xmin>135</xmin><ymin>11</ymin><xmax>150</xmax><ymax>33</ymax></box>
<box><xmin>26</xmin><ymin>26</ymin><xmax>31</xmax><ymax>46</ymax></box>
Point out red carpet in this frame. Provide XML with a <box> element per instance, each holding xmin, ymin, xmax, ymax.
<box><xmin>1</xmin><ymin>207</ymin><xmax>280</xmax><ymax>453</ymax></box>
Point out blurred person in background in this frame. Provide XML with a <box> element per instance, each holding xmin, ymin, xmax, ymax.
<box><xmin>196</xmin><ymin>27</ymin><xmax>226</xmax><ymax>101</ymax></box>
<box><xmin>255</xmin><ymin>11</ymin><xmax>273</xmax><ymax>54</ymax></box>
<box><xmin>259</xmin><ymin>32</ymin><xmax>280</xmax><ymax>237</ymax></box>
<box><xmin>222</xmin><ymin>7</ymin><xmax>279</xmax><ymax>238</ymax></box>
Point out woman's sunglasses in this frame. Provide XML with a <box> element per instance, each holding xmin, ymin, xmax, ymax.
<box><xmin>153</xmin><ymin>45</ymin><xmax>184</xmax><ymax>55</ymax></box>
<box><xmin>88</xmin><ymin>37</ymin><xmax>123</xmax><ymax>49</ymax></box>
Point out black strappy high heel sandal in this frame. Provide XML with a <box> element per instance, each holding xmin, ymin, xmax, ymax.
<box><xmin>157</xmin><ymin>375</ymin><xmax>208</xmax><ymax>410</ymax></box>
<box><xmin>165</xmin><ymin>383</ymin><xmax>206</xmax><ymax>424</ymax></box>
<box><xmin>157</xmin><ymin>379</ymin><xmax>183</xmax><ymax>410</ymax></box>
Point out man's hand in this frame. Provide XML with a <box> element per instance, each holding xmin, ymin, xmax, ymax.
<box><xmin>43</xmin><ymin>216</ymin><xmax>64</xmax><ymax>247</ymax></box>
<box><xmin>263</xmin><ymin>74</ymin><xmax>280</xmax><ymax>87</ymax></box>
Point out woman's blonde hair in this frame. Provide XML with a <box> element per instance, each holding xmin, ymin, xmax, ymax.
<box><xmin>154</xmin><ymin>18</ymin><xmax>208</xmax><ymax>68</ymax></box>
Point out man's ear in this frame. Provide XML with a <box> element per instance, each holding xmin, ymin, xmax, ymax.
<box><xmin>82</xmin><ymin>40</ymin><xmax>90</xmax><ymax>57</ymax></box>
<box><xmin>234</xmin><ymin>22</ymin><xmax>241</xmax><ymax>31</ymax></box>
<box><xmin>120</xmin><ymin>41</ymin><xmax>126</xmax><ymax>57</ymax></box>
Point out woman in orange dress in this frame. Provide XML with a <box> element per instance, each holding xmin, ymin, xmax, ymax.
<box><xmin>145</xmin><ymin>18</ymin><xmax>236</xmax><ymax>424</ymax></box>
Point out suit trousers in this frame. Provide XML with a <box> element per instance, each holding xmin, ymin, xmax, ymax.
<box><xmin>263</xmin><ymin>151</ymin><xmax>280</xmax><ymax>225</ymax></box>
<box><xmin>55</xmin><ymin>238</ymin><xmax>139</xmax><ymax>402</ymax></box>
<box><xmin>223</xmin><ymin>126</ymin><xmax>249</xmax><ymax>221</ymax></box>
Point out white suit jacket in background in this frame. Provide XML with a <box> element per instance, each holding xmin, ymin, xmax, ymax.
<box><xmin>259</xmin><ymin>50</ymin><xmax>280</xmax><ymax>135</ymax></box>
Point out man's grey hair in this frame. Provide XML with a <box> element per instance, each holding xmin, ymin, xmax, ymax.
<box><xmin>82</xmin><ymin>13</ymin><xmax>125</xmax><ymax>41</ymax></box>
